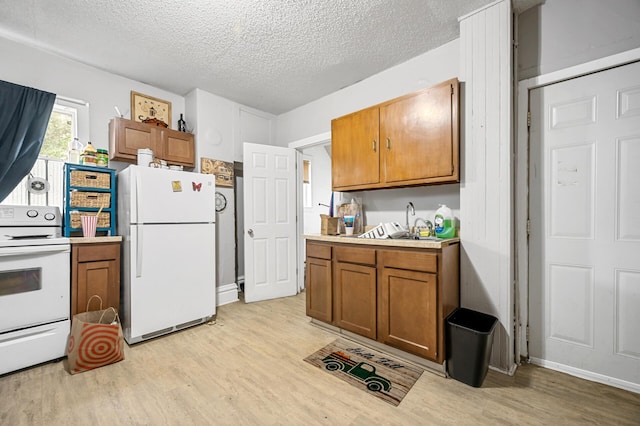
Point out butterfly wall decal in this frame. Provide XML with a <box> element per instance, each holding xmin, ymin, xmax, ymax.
<box><xmin>192</xmin><ymin>182</ymin><xmax>202</xmax><ymax>192</ymax></box>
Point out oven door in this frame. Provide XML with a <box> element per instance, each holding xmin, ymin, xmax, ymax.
<box><xmin>0</xmin><ymin>244</ymin><xmax>70</xmax><ymax>333</ymax></box>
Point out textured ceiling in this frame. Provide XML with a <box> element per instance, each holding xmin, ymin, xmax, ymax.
<box><xmin>0</xmin><ymin>0</ymin><xmax>539</xmax><ymax>114</ymax></box>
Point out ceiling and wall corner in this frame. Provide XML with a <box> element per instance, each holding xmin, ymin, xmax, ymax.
<box><xmin>517</xmin><ymin>0</ymin><xmax>640</xmax><ymax>80</ymax></box>
<box><xmin>0</xmin><ymin>0</ymin><xmax>540</xmax><ymax>116</ymax></box>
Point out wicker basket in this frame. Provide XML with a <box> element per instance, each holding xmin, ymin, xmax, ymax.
<box><xmin>70</xmin><ymin>170</ymin><xmax>111</xmax><ymax>189</ymax></box>
<box><xmin>69</xmin><ymin>191</ymin><xmax>111</xmax><ymax>208</ymax></box>
<box><xmin>70</xmin><ymin>211</ymin><xmax>111</xmax><ymax>229</ymax></box>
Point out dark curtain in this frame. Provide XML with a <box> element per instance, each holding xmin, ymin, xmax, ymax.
<box><xmin>0</xmin><ymin>80</ymin><xmax>56</xmax><ymax>202</ymax></box>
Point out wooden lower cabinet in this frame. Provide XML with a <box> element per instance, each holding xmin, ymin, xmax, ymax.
<box><xmin>305</xmin><ymin>242</ymin><xmax>333</xmax><ymax>323</ymax></box>
<box><xmin>71</xmin><ymin>241</ymin><xmax>121</xmax><ymax>316</ymax></box>
<box><xmin>306</xmin><ymin>257</ymin><xmax>332</xmax><ymax>323</ymax></box>
<box><xmin>378</xmin><ymin>267</ymin><xmax>437</xmax><ymax>360</ymax></box>
<box><xmin>334</xmin><ymin>261</ymin><xmax>377</xmax><ymax>339</ymax></box>
<box><xmin>305</xmin><ymin>239</ymin><xmax>459</xmax><ymax>364</ymax></box>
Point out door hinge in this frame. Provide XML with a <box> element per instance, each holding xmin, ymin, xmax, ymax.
<box><xmin>527</xmin><ymin>111</ymin><xmax>531</xmax><ymax>128</ymax></box>
<box><xmin>526</xmin><ymin>324</ymin><xmax>530</xmax><ymax>341</ymax></box>
<box><xmin>526</xmin><ymin>219</ymin><xmax>531</xmax><ymax>236</ymax></box>
<box><xmin>451</xmin><ymin>84</ymin><xmax>454</xmax><ymax>95</ymax></box>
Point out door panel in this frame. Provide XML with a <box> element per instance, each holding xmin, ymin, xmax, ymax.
<box><xmin>378</xmin><ymin>267</ymin><xmax>437</xmax><ymax>360</ymax></box>
<box><xmin>381</xmin><ymin>81</ymin><xmax>454</xmax><ymax>182</ymax></box>
<box><xmin>334</xmin><ymin>262</ymin><xmax>376</xmax><ymax>339</ymax></box>
<box><xmin>128</xmin><ymin>223</ymin><xmax>215</xmax><ymax>338</ymax></box>
<box><xmin>331</xmin><ymin>108</ymin><xmax>380</xmax><ymax>189</ymax></box>
<box><xmin>529</xmin><ymin>60</ymin><xmax>640</xmax><ymax>389</ymax></box>
<box><xmin>243</xmin><ymin>143</ymin><xmax>297</xmax><ymax>303</ymax></box>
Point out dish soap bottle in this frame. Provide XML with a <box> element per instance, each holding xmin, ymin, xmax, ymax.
<box><xmin>434</xmin><ymin>204</ymin><xmax>455</xmax><ymax>238</ymax></box>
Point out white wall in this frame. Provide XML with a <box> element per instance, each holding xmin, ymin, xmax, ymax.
<box><xmin>184</xmin><ymin>88</ymin><xmax>276</xmax><ymax>304</ymax></box>
<box><xmin>278</xmin><ymin>39</ymin><xmax>462</xmax><ymax>233</ymax></box>
<box><xmin>0</xmin><ymin>36</ymin><xmax>185</xmax><ymax>156</ymax></box>
<box><xmin>1</xmin><ymin>35</ymin><xmax>276</xmax><ymax>307</ymax></box>
<box><xmin>276</xmin><ymin>39</ymin><xmax>460</xmax><ymax>145</ymax></box>
<box><xmin>459</xmin><ymin>0</ymin><xmax>513</xmax><ymax>372</ymax></box>
<box><xmin>518</xmin><ymin>0</ymin><xmax>640</xmax><ymax>80</ymax></box>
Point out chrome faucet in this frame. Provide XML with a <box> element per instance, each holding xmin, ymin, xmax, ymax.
<box><xmin>414</xmin><ymin>217</ymin><xmax>433</xmax><ymax>236</ymax></box>
<box><xmin>405</xmin><ymin>202</ymin><xmax>415</xmax><ymax>233</ymax></box>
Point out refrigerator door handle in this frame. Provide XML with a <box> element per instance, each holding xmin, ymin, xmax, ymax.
<box><xmin>136</xmin><ymin>225</ymin><xmax>143</xmax><ymax>278</ymax></box>
<box><xmin>135</xmin><ymin>171</ymin><xmax>142</xmax><ymax>224</ymax></box>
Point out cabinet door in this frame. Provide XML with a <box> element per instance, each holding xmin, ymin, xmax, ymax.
<box><xmin>334</xmin><ymin>261</ymin><xmax>377</xmax><ymax>339</ymax></box>
<box><xmin>161</xmin><ymin>128</ymin><xmax>195</xmax><ymax>167</ymax></box>
<box><xmin>331</xmin><ymin>107</ymin><xmax>380</xmax><ymax>190</ymax></box>
<box><xmin>306</xmin><ymin>257</ymin><xmax>332</xmax><ymax>323</ymax></box>
<box><xmin>76</xmin><ymin>259</ymin><xmax>120</xmax><ymax>315</ymax></box>
<box><xmin>72</xmin><ymin>243</ymin><xmax>121</xmax><ymax>316</ymax></box>
<box><xmin>378</xmin><ymin>267</ymin><xmax>437</xmax><ymax>360</ymax></box>
<box><xmin>380</xmin><ymin>79</ymin><xmax>458</xmax><ymax>184</ymax></box>
<box><xmin>109</xmin><ymin>117</ymin><xmax>163</xmax><ymax>163</ymax></box>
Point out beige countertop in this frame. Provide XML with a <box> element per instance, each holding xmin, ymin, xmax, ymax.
<box><xmin>70</xmin><ymin>236</ymin><xmax>122</xmax><ymax>244</ymax></box>
<box><xmin>304</xmin><ymin>234</ymin><xmax>459</xmax><ymax>249</ymax></box>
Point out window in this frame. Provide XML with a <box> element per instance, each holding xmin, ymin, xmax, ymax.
<box><xmin>1</xmin><ymin>96</ymin><xmax>89</xmax><ymax>209</ymax></box>
<box><xmin>303</xmin><ymin>158</ymin><xmax>312</xmax><ymax>208</ymax></box>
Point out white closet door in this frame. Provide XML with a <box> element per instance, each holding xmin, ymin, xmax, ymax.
<box><xmin>529</xmin><ymin>60</ymin><xmax>640</xmax><ymax>392</ymax></box>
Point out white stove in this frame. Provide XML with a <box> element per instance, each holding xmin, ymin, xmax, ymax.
<box><xmin>0</xmin><ymin>205</ymin><xmax>69</xmax><ymax>247</ymax></box>
<box><xmin>0</xmin><ymin>205</ymin><xmax>71</xmax><ymax>375</ymax></box>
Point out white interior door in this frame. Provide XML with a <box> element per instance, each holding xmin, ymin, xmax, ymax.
<box><xmin>529</xmin><ymin>60</ymin><xmax>640</xmax><ymax>391</ymax></box>
<box><xmin>243</xmin><ymin>142</ymin><xmax>297</xmax><ymax>303</ymax></box>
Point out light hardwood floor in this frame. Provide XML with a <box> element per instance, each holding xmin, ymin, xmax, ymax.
<box><xmin>1</xmin><ymin>292</ymin><xmax>639</xmax><ymax>425</ymax></box>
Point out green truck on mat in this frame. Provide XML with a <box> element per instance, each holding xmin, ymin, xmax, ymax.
<box><xmin>322</xmin><ymin>351</ymin><xmax>392</xmax><ymax>392</ymax></box>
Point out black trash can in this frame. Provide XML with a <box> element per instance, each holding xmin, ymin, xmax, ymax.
<box><xmin>446</xmin><ymin>307</ymin><xmax>498</xmax><ymax>387</ymax></box>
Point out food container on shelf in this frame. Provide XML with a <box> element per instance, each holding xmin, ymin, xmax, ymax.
<box><xmin>96</xmin><ymin>149</ymin><xmax>108</xmax><ymax>167</ymax></box>
<box><xmin>137</xmin><ymin>148</ymin><xmax>154</xmax><ymax>166</ymax></box>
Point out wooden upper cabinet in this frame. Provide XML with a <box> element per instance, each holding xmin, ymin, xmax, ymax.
<box><xmin>331</xmin><ymin>77</ymin><xmax>459</xmax><ymax>191</ymax></box>
<box><xmin>161</xmin><ymin>129</ymin><xmax>195</xmax><ymax>167</ymax></box>
<box><xmin>109</xmin><ymin>117</ymin><xmax>195</xmax><ymax>167</ymax></box>
<box><xmin>109</xmin><ymin>117</ymin><xmax>162</xmax><ymax>162</ymax></box>
<box><xmin>331</xmin><ymin>107</ymin><xmax>380</xmax><ymax>189</ymax></box>
<box><xmin>381</xmin><ymin>80</ymin><xmax>457</xmax><ymax>184</ymax></box>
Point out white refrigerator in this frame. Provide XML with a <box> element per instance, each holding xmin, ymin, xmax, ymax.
<box><xmin>118</xmin><ymin>165</ymin><xmax>216</xmax><ymax>344</ymax></box>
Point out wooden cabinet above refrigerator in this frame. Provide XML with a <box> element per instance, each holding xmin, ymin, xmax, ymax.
<box><xmin>109</xmin><ymin>117</ymin><xmax>195</xmax><ymax>168</ymax></box>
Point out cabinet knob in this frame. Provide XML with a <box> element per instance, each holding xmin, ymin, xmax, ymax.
<box><xmin>386</xmin><ymin>138</ymin><xmax>391</xmax><ymax>149</ymax></box>
<box><xmin>373</xmin><ymin>140</ymin><xmax>377</xmax><ymax>152</ymax></box>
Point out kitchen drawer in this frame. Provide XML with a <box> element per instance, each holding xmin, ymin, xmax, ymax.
<box><xmin>334</xmin><ymin>246</ymin><xmax>376</xmax><ymax>266</ymax></box>
<box><xmin>378</xmin><ymin>249</ymin><xmax>437</xmax><ymax>273</ymax></box>
<box><xmin>69</xmin><ymin>169</ymin><xmax>111</xmax><ymax>189</ymax></box>
<box><xmin>307</xmin><ymin>242</ymin><xmax>332</xmax><ymax>260</ymax></box>
<box><xmin>75</xmin><ymin>242</ymin><xmax>120</xmax><ymax>262</ymax></box>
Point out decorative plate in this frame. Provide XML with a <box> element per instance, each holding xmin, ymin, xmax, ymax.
<box><xmin>215</xmin><ymin>191</ymin><xmax>227</xmax><ymax>212</ymax></box>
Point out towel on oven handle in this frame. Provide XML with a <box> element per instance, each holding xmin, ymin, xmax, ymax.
<box><xmin>65</xmin><ymin>302</ymin><xmax>124</xmax><ymax>374</ymax></box>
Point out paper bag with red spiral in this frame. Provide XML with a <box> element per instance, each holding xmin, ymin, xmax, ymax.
<box><xmin>66</xmin><ymin>304</ymin><xmax>125</xmax><ymax>374</ymax></box>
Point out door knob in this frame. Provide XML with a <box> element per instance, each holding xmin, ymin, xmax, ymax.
<box><xmin>248</xmin><ymin>229</ymin><xmax>254</xmax><ymax>237</ymax></box>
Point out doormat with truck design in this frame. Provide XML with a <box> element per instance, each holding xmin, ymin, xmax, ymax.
<box><xmin>304</xmin><ymin>339</ymin><xmax>424</xmax><ymax>406</ymax></box>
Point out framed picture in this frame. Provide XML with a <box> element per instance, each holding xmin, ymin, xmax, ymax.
<box><xmin>201</xmin><ymin>157</ymin><xmax>234</xmax><ymax>188</ymax></box>
<box><xmin>131</xmin><ymin>91</ymin><xmax>172</xmax><ymax>128</ymax></box>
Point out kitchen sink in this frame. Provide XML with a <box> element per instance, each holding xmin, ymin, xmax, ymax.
<box><xmin>390</xmin><ymin>234</ymin><xmax>440</xmax><ymax>241</ymax></box>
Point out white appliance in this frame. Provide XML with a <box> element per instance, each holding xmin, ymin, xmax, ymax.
<box><xmin>0</xmin><ymin>205</ymin><xmax>70</xmax><ymax>375</ymax></box>
<box><xmin>358</xmin><ymin>222</ymin><xmax>406</xmax><ymax>239</ymax></box>
<box><xmin>118</xmin><ymin>165</ymin><xmax>216</xmax><ymax>344</ymax></box>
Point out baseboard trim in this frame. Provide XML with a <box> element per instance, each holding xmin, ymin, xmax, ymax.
<box><xmin>217</xmin><ymin>283</ymin><xmax>239</xmax><ymax>306</ymax></box>
<box><xmin>529</xmin><ymin>357</ymin><xmax>640</xmax><ymax>394</ymax></box>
